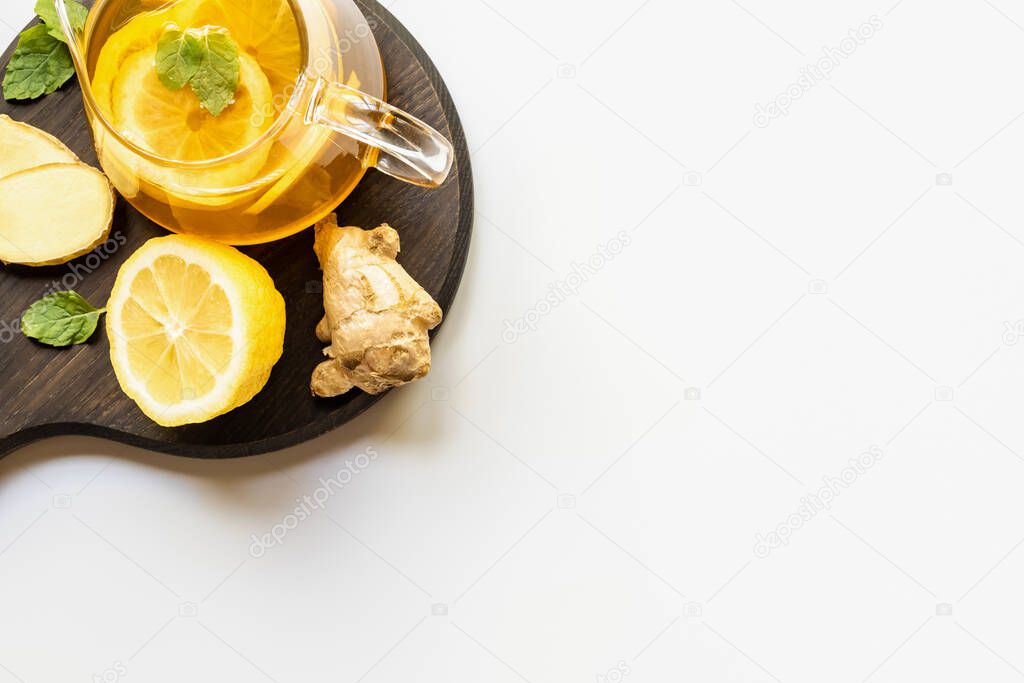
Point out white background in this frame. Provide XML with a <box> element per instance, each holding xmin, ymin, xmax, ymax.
<box><xmin>3</xmin><ymin>0</ymin><xmax>1024</xmax><ymax>681</ymax></box>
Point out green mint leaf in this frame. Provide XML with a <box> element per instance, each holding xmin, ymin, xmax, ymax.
<box><xmin>2</xmin><ymin>24</ymin><xmax>75</xmax><ymax>100</ymax></box>
<box><xmin>156</xmin><ymin>29</ymin><xmax>202</xmax><ymax>90</ymax></box>
<box><xmin>21</xmin><ymin>291</ymin><xmax>104</xmax><ymax>347</ymax></box>
<box><xmin>34</xmin><ymin>0</ymin><xmax>89</xmax><ymax>44</ymax></box>
<box><xmin>189</xmin><ymin>30</ymin><xmax>240</xmax><ymax>117</ymax></box>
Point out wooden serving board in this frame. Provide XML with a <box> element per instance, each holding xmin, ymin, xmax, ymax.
<box><xmin>0</xmin><ymin>0</ymin><xmax>473</xmax><ymax>458</ymax></box>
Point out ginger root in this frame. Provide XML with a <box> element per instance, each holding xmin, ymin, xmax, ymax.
<box><xmin>0</xmin><ymin>117</ymin><xmax>115</xmax><ymax>266</ymax></box>
<box><xmin>0</xmin><ymin>115</ymin><xmax>77</xmax><ymax>180</ymax></box>
<box><xmin>311</xmin><ymin>214</ymin><xmax>442</xmax><ymax>397</ymax></box>
<box><xmin>0</xmin><ymin>162</ymin><xmax>115</xmax><ymax>266</ymax></box>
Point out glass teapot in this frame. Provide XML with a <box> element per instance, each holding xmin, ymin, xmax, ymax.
<box><xmin>56</xmin><ymin>0</ymin><xmax>455</xmax><ymax>244</ymax></box>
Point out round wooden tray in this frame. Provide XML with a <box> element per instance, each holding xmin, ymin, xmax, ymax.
<box><xmin>0</xmin><ymin>0</ymin><xmax>473</xmax><ymax>458</ymax></box>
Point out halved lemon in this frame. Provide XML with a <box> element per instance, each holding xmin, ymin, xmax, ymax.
<box><xmin>107</xmin><ymin>235</ymin><xmax>286</xmax><ymax>427</ymax></box>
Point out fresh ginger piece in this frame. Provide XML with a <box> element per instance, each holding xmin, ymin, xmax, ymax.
<box><xmin>0</xmin><ymin>115</ymin><xmax>78</xmax><ymax>180</ymax></box>
<box><xmin>0</xmin><ymin>163</ymin><xmax>115</xmax><ymax>266</ymax></box>
<box><xmin>312</xmin><ymin>213</ymin><xmax>442</xmax><ymax>397</ymax></box>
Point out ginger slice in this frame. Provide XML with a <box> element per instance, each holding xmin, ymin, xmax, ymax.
<box><xmin>0</xmin><ymin>163</ymin><xmax>115</xmax><ymax>266</ymax></box>
<box><xmin>311</xmin><ymin>213</ymin><xmax>442</xmax><ymax>397</ymax></box>
<box><xmin>0</xmin><ymin>115</ymin><xmax>78</xmax><ymax>180</ymax></box>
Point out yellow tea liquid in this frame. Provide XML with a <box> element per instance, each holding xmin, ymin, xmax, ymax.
<box><xmin>85</xmin><ymin>0</ymin><xmax>370</xmax><ymax>244</ymax></box>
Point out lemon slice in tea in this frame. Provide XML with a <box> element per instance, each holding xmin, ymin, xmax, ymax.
<box><xmin>91</xmin><ymin>0</ymin><xmax>201</xmax><ymax>116</ymax></box>
<box><xmin>110</xmin><ymin>45</ymin><xmax>274</xmax><ymax>186</ymax></box>
<box><xmin>188</xmin><ymin>0</ymin><xmax>303</xmax><ymax>96</ymax></box>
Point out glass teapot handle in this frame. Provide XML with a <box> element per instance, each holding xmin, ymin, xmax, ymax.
<box><xmin>306</xmin><ymin>78</ymin><xmax>455</xmax><ymax>188</ymax></box>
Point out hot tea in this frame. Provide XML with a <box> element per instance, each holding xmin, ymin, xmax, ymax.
<box><xmin>86</xmin><ymin>0</ymin><xmax>371</xmax><ymax>243</ymax></box>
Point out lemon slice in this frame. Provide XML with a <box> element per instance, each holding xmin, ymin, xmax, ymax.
<box><xmin>107</xmin><ymin>45</ymin><xmax>274</xmax><ymax>203</ymax></box>
<box><xmin>91</xmin><ymin>0</ymin><xmax>202</xmax><ymax>117</ymax></box>
<box><xmin>188</xmin><ymin>0</ymin><xmax>303</xmax><ymax>96</ymax></box>
<box><xmin>244</xmin><ymin>71</ymin><xmax>363</xmax><ymax>216</ymax></box>
<box><xmin>92</xmin><ymin>0</ymin><xmax>301</xmax><ymax>117</ymax></box>
<box><xmin>107</xmin><ymin>234</ymin><xmax>286</xmax><ymax>426</ymax></box>
<box><xmin>113</xmin><ymin>46</ymin><xmax>272</xmax><ymax>162</ymax></box>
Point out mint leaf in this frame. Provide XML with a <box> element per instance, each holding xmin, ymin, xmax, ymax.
<box><xmin>21</xmin><ymin>291</ymin><xmax>104</xmax><ymax>347</ymax></box>
<box><xmin>0</xmin><ymin>0</ymin><xmax>85</xmax><ymax>100</ymax></box>
<box><xmin>34</xmin><ymin>0</ymin><xmax>89</xmax><ymax>44</ymax></box>
<box><xmin>156</xmin><ymin>29</ymin><xmax>202</xmax><ymax>90</ymax></box>
<box><xmin>2</xmin><ymin>24</ymin><xmax>75</xmax><ymax>100</ymax></box>
<box><xmin>189</xmin><ymin>31</ymin><xmax>239</xmax><ymax>117</ymax></box>
<box><xmin>154</xmin><ymin>27</ymin><xmax>240</xmax><ymax>116</ymax></box>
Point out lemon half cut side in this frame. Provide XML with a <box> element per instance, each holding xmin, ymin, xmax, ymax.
<box><xmin>107</xmin><ymin>235</ymin><xmax>286</xmax><ymax>427</ymax></box>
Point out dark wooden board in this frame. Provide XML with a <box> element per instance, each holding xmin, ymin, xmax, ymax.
<box><xmin>0</xmin><ymin>0</ymin><xmax>473</xmax><ymax>458</ymax></box>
